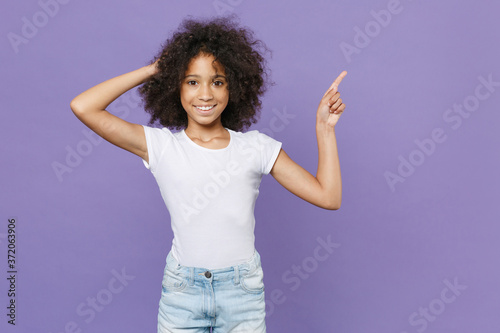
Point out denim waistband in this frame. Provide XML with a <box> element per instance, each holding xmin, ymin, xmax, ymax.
<box><xmin>165</xmin><ymin>249</ymin><xmax>261</xmax><ymax>286</ymax></box>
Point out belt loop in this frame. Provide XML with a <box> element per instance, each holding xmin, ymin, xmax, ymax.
<box><xmin>233</xmin><ymin>266</ymin><xmax>240</xmax><ymax>285</ymax></box>
<box><xmin>189</xmin><ymin>267</ymin><xmax>195</xmax><ymax>286</ymax></box>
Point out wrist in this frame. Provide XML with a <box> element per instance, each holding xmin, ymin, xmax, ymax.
<box><xmin>316</xmin><ymin>119</ymin><xmax>336</xmax><ymax>133</ymax></box>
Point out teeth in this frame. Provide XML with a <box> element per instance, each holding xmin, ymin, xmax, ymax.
<box><xmin>196</xmin><ymin>105</ymin><xmax>215</xmax><ymax>111</ymax></box>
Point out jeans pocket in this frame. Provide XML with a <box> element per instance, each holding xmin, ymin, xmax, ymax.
<box><xmin>240</xmin><ymin>266</ymin><xmax>265</xmax><ymax>294</ymax></box>
<box><xmin>162</xmin><ymin>268</ymin><xmax>188</xmax><ymax>293</ymax></box>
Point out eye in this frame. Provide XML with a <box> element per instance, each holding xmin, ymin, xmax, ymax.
<box><xmin>187</xmin><ymin>80</ymin><xmax>198</xmax><ymax>86</ymax></box>
<box><xmin>213</xmin><ymin>80</ymin><xmax>225</xmax><ymax>86</ymax></box>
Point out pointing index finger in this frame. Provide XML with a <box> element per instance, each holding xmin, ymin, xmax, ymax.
<box><xmin>331</xmin><ymin>70</ymin><xmax>347</xmax><ymax>91</ymax></box>
<box><xmin>324</xmin><ymin>71</ymin><xmax>348</xmax><ymax>97</ymax></box>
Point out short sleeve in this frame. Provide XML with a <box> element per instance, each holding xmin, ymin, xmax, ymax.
<box><xmin>254</xmin><ymin>131</ymin><xmax>282</xmax><ymax>175</ymax></box>
<box><xmin>142</xmin><ymin>125</ymin><xmax>173</xmax><ymax>171</ymax></box>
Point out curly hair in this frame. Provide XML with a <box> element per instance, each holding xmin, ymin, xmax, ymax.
<box><xmin>138</xmin><ymin>16</ymin><xmax>272</xmax><ymax>132</ymax></box>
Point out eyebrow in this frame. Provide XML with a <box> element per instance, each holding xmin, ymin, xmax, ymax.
<box><xmin>184</xmin><ymin>74</ymin><xmax>226</xmax><ymax>79</ymax></box>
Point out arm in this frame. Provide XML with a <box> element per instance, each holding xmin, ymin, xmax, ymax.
<box><xmin>270</xmin><ymin>71</ymin><xmax>347</xmax><ymax>210</ymax></box>
<box><xmin>69</xmin><ymin>60</ymin><xmax>159</xmax><ymax>164</ymax></box>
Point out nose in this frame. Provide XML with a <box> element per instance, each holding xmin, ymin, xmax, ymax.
<box><xmin>198</xmin><ymin>83</ymin><xmax>214</xmax><ymax>101</ymax></box>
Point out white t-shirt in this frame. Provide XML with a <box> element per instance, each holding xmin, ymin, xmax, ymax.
<box><xmin>142</xmin><ymin>125</ymin><xmax>282</xmax><ymax>269</ymax></box>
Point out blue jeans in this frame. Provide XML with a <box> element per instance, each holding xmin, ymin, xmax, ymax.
<box><xmin>158</xmin><ymin>249</ymin><xmax>266</xmax><ymax>332</ymax></box>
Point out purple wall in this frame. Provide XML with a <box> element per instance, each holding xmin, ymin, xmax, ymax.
<box><xmin>2</xmin><ymin>0</ymin><xmax>499</xmax><ymax>332</ymax></box>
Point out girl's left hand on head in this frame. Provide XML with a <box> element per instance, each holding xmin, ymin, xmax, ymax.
<box><xmin>316</xmin><ymin>71</ymin><xmax>347</xmax><ymax>128</ymax></box>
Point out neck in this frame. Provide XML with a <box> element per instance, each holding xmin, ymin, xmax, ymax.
<box><xmin>185</xmin><ymin>122</ymin><xmax>227</xmax><ymax>141</ymax></box>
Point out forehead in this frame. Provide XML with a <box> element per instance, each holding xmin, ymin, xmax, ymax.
<box><xmin>185</xmin><ymin>53</ymin><xmax>225</xmax><ymax>75</ymax></box>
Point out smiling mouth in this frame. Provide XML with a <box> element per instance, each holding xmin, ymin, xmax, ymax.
<box><xmin>195</xmin><ymin>105</ymin><xmax>216</xmax><ymax>112</ymax></box>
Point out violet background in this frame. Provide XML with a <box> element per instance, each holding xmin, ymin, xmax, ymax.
<box><xmin>1</xmin><ymin>0</ymin><xmax>499</xmax><ymax>332</ymax></box>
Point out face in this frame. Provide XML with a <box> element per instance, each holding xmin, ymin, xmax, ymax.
<box><xmin>180</xmin><ymin>53</ymin><xmax>229</xmax><ymax>128</ymax></box>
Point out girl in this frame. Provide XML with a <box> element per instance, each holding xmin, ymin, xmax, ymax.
<box><xmin>70</xmin><ymin>16</ymin><xmax>346</xmax><ymax>333</ymax></box>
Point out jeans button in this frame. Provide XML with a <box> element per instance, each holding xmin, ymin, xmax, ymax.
<box><xmin>204</xmin><ymin>271</ymin><xmax>212</xmax><ymax>278</ymax></box>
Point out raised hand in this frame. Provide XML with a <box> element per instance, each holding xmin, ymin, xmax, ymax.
<box><xmin>146</xmin><ymin>58</ymin><xmax>161</xmax><ymax>76</ymax></box>
<box><xmin>317</xmin><ymin>71</ymin><xmax>347</xmax><ymax>128</ymax></box>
